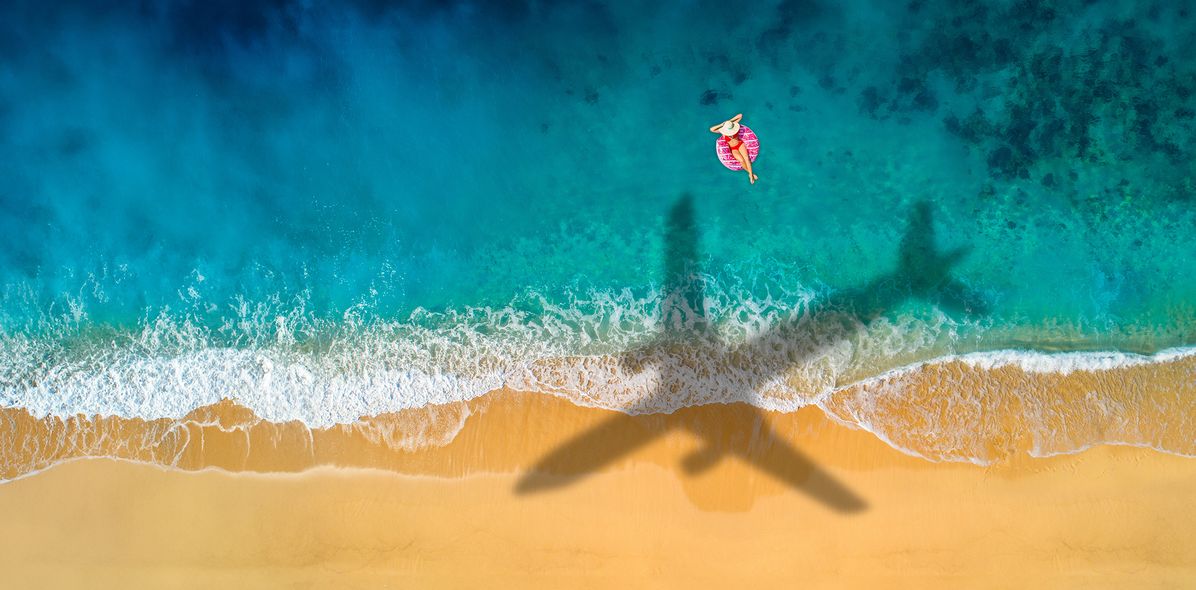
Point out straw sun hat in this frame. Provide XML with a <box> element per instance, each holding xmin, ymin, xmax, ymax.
<box><xmin>718</xmin><ymin>119</ymin><xmax>741</xmax><ymax>136</ymax></box>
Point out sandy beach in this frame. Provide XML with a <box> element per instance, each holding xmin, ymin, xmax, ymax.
<box><xmin>3</xmin><ymin>389</ymin><xmax>1196</xmax><ymax>588</ymax></box>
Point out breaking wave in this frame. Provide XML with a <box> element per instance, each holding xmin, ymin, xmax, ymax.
<box><xmin>3</xmin><ymin>274</ymin><xmax>1195</xmax><ymax>478</ymax></box>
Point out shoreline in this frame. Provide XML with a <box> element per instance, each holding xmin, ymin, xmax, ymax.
<box><xmin>5</xmin><ymin>346</ymin><xmax>1196</xmax><ymax>481</ymax></box>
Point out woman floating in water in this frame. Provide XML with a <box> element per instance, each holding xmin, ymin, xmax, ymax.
<box><xmin>709</xmin><ymin>113</ymin><xmax>759</xmax><ymax>184</ymax></box>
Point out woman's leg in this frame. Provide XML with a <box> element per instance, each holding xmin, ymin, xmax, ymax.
<box><xmin>735</xmin><ymin>144</ymin><xmax>757</xmax><ymax>183</ymax></box>
<box><xmin>729</xmin><ymin>149</ymin><xmax>752</xmax><ymax>183</ymax></box>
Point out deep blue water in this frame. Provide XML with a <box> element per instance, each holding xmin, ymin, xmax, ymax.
<box><xmin>2</xmin><ymin>0</ymin><xmax>1196</xmax><ymax>422</ymax></box>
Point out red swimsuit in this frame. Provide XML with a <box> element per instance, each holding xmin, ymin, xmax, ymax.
<box><xmin>722</xmin><ymin>133</ymin><xmax>742</xmax><ymax>150</ymax></box>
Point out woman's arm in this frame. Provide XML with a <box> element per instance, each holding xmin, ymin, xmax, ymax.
<box><xmin>710</xmin><ymin>114</ymin><xmax>744</xmax><ymax>132</ymax></box>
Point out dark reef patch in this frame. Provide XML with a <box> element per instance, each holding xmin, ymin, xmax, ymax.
<box><xmin>755</xmin><ymin>0</ymin><xmax>843</xmax><ymax>75</ymax></box>
<box><xmin>700</xmin><ymin>89</ymin><xmax>733</xmax><ymax>106</ymax></box>
<box><xmin>758</xmin><ymin>0</ymin><xmax>826</xmax><ymax>49</ymax></box>
<box><xmin>857</xmin><ymin>86</ymin><xmax>884</xmax><ymax>118</ymax></box>
<box><xmin>864</xmin><ymin>0</ymin><xmax>1196</xmax><ymax>184</ymax></box>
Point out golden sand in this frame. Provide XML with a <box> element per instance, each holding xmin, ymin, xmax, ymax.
<box><xmin>2</xmin><ymin>418</ymin><xmax>1196</xmax><ymax>588</ymax></box>
<box><xmin>2</xmin><ymin>357</ymin><xmax>1196</xmax><ymax>586</ymax></box>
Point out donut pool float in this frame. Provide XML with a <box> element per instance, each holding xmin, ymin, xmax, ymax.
<box><xmin>715</xmin><ymin>125</ymin><xmax>759</xmax><ymax>170</ymax></box>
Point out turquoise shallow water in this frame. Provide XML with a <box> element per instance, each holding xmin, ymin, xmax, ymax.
<box><xmin>2</xmin><ymin>0</ymin><xmax>1195</xmax><ymax>424</ymax></box>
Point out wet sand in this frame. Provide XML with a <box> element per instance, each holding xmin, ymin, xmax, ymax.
<box><xmin>7</xmin><ymin>353</ymin><xmax>1196</xmax><ymax>483</ymax></box>
<box><xmin>3</xmin><ymin>393</ymin><xmax>1196</xmax><ymax>588</ymax></box>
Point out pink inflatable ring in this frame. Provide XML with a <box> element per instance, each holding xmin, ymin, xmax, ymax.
<box><xmin>715</xmin><ymin>125</ymin><xmax>760</xmax><ymax>170</ymax></box>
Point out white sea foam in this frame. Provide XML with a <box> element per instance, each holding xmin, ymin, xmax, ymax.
<box><xmin>832</xmin><ymin>346</ymin><xmax>1196</xmax><ymax>392</ymax></box>
<box><xmin>4</xmin><ymin>282</ymin><xmax>1195</xmax><ymax>465</ymax></box>
<box><xmin>952</xmin><ymin>347</ymin><xmax>1196</xmax><ymax>374</ymax></box>
<box><xmin>818</xmin><ymin>345</ymin><xmax>1196</xmax><ymax>465</ymax></box>
<box><xmin>0</xmin><ymin>278</ymin><xmax>958</xmax><ymax>425</ymax></box>
<box><xmin>3</xmin><ymin>347</ymin><xmax>507</xmax><ymax>427</ymax></box>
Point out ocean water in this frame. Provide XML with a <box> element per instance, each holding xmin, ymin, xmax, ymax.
<box><xmin>2</xmin><ymin>1</ymin><xmax>1196</xmax><ymax>462</ymax></box>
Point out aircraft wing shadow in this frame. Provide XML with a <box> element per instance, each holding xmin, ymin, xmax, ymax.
<box><xmin>719</xmin><ymin>414</ymin><xmax>867</xmax><ymax>512</ymax></box>
<box><xmin>514</xmin><ymin>410</ymin><xmax>663</xmax><ymax>494</ymax></box>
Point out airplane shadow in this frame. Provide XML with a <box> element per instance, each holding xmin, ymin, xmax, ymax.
<box><xmin>515</xmin><ymin>194</ymin><xmax>989</xmax><ymax>514</ymax></box>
